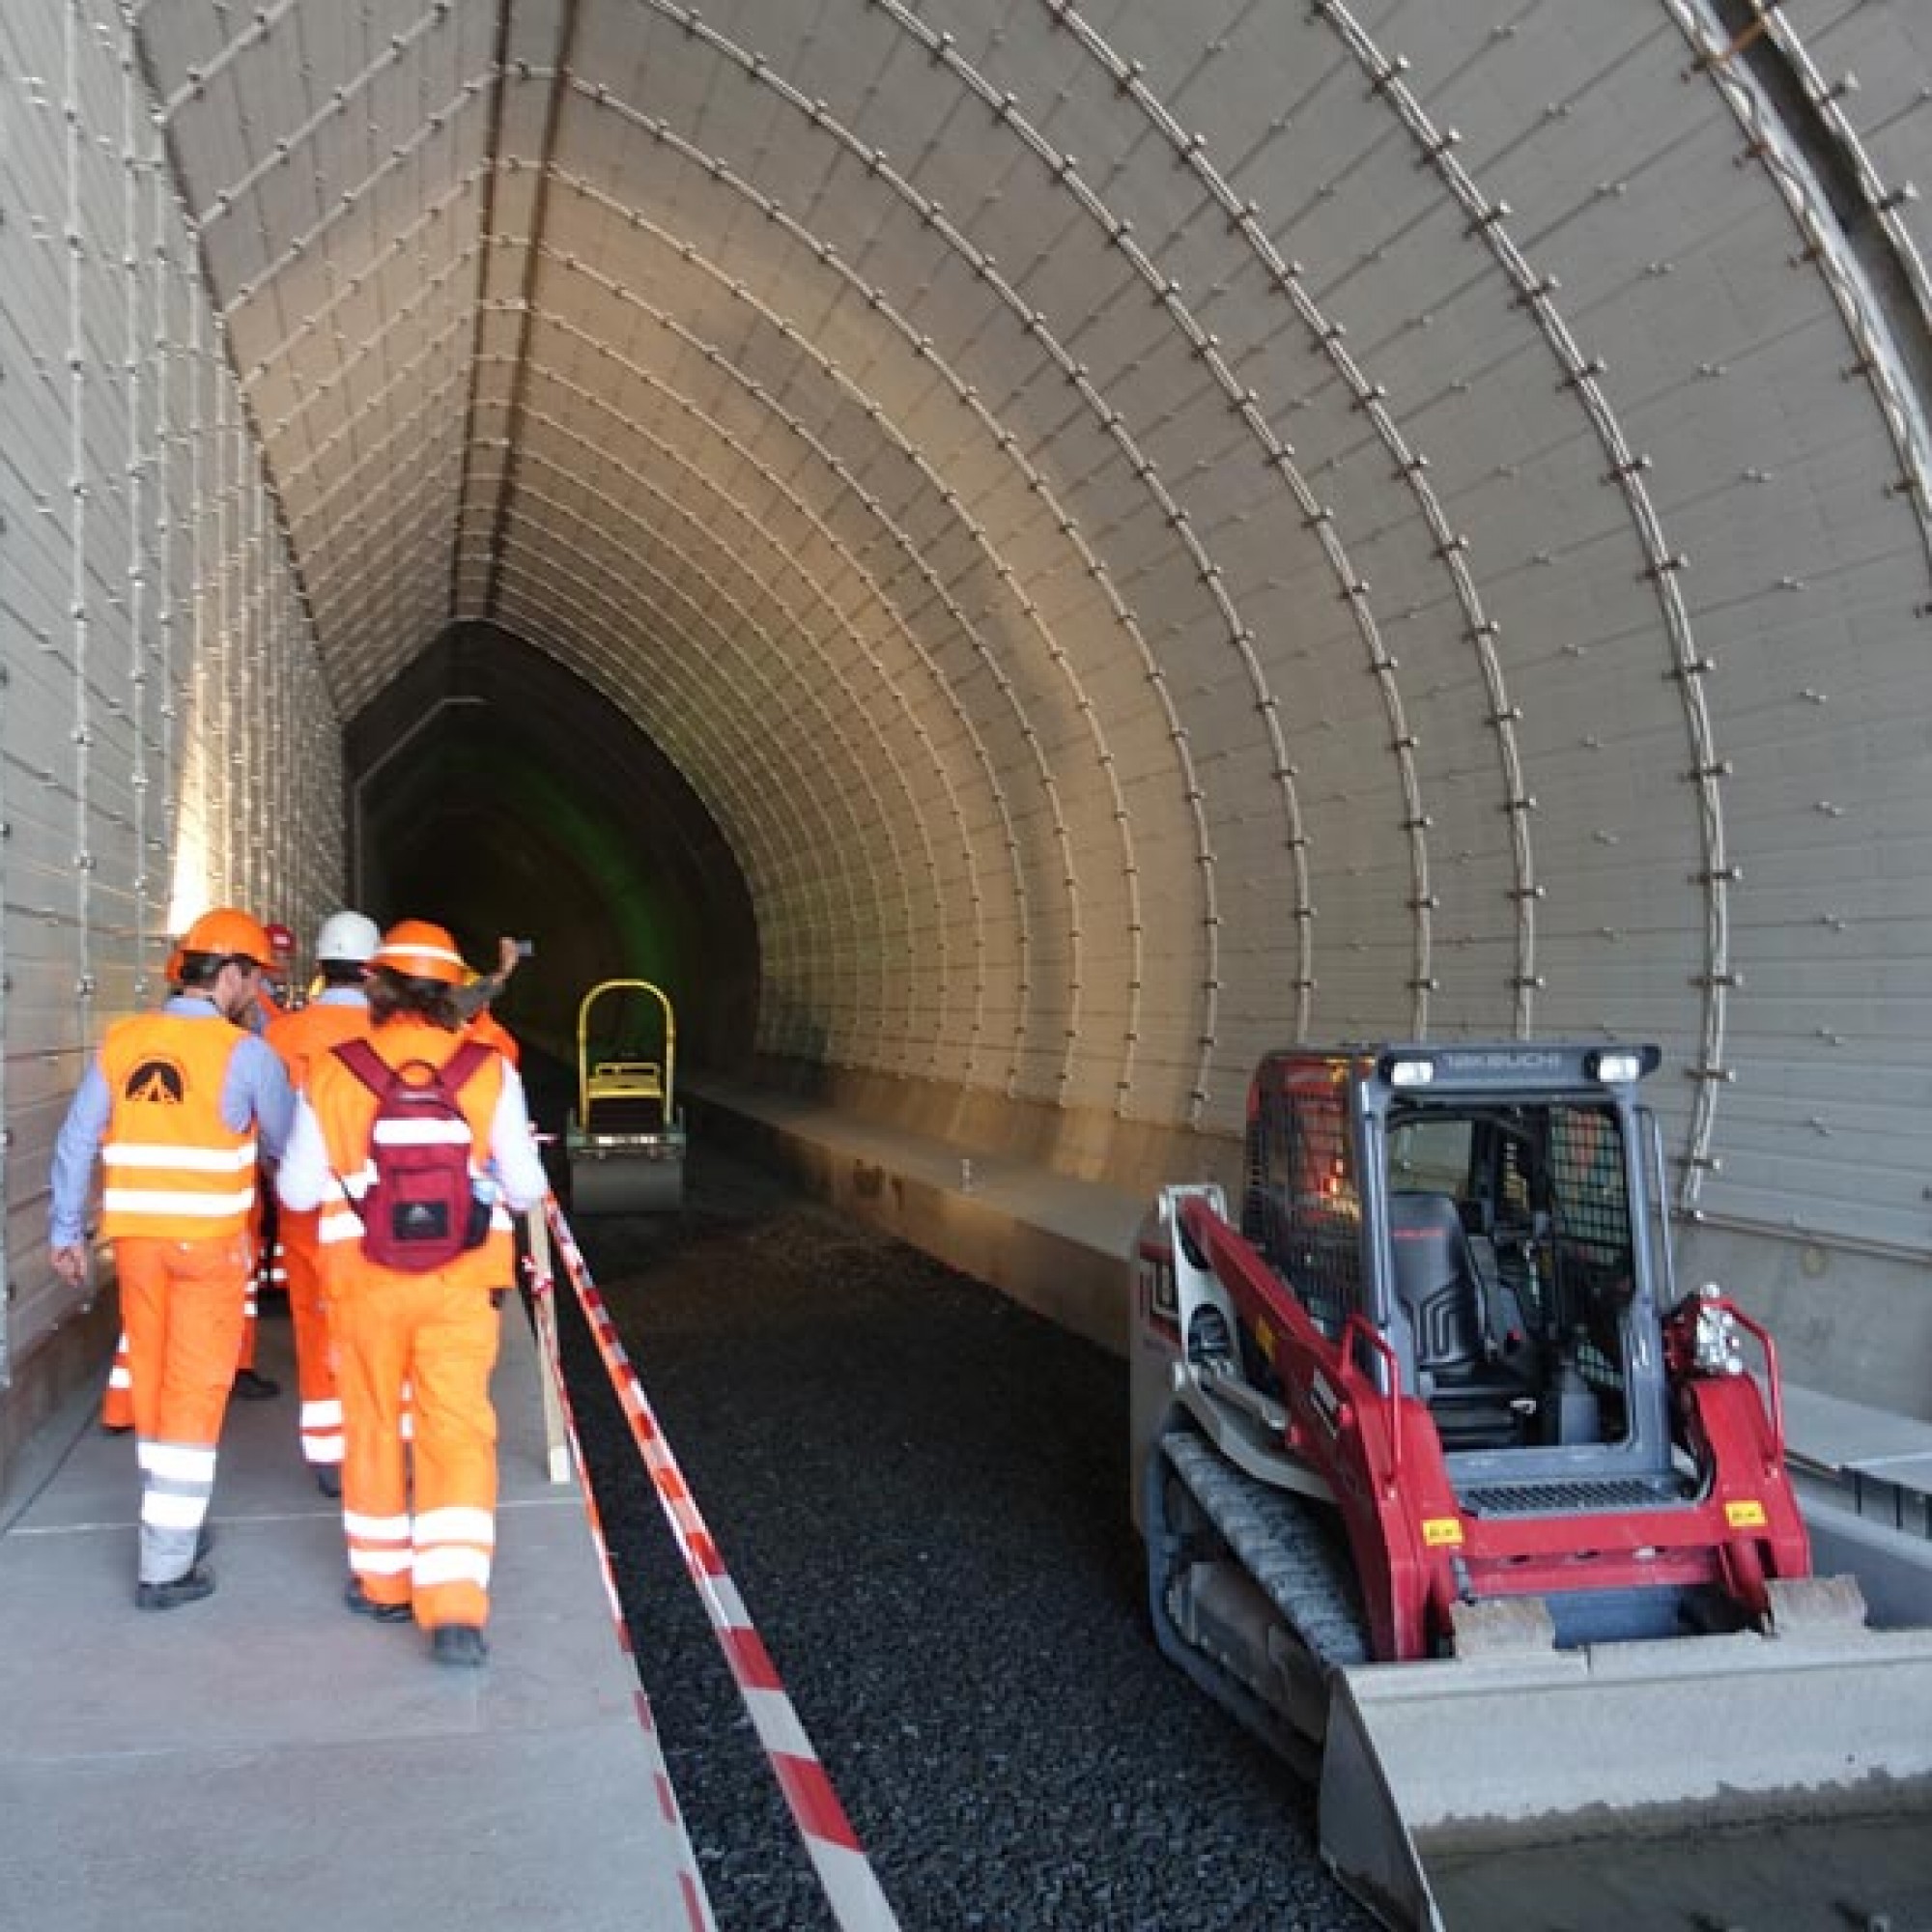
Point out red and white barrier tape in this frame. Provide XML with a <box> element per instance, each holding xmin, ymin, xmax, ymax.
<box><xmin>524</xmin><ymin>1217</ymin><xmax>718</xmax><ymax>1932</ymax></box>
<box><xmin>544</xmin><ymin>1196</ymin><xmax>903</xmax><ymax>1932</ymax></box>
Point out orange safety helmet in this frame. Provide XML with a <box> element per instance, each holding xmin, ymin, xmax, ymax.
<box><xmin>180</xmin><ymin>907</ymin><xmax>275</xmax><ymax>966</ymax></box>
<box><xmin>371</xmin><ymin>919</ymin><xmax>468</xmax><ymax>985</ymax></box>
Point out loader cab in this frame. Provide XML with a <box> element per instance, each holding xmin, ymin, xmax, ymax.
<box><xmin>1384</xmin><ymin>1102</ymin><xmax>1634</xmax><ymax>1444</ymax></box>
<box><xmin>1242</xmin><ymin>1043</ymin><xmax>1678</xmax><ymax>1491</ymax></box>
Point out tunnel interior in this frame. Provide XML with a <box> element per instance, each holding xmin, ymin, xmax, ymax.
<box><xmin>3</xmin><ymin>1</ymin><xmax>1931</xmax><ymax>1414</ymax></box>
<box><xmin>345</xmin><ymin>623</ymin><xmax>760</xmax><ymax>1086</ymax></box>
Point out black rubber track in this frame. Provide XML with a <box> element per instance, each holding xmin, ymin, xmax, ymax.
<box><xmin>546</xmin><ymin>1141</ymin><xmax>1378</xmax><ymax>1932</ymax></box>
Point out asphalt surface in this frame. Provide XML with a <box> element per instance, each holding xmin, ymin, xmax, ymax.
<box><xmin>548</xmin><ymin>1143</ymin><xmax>1376</xmax><ymax>1932</ymax></box>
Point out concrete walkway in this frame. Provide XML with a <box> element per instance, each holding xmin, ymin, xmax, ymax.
<box><xmin>0</xmin><ymin>1303</ymin><xmax>705</xmax><ymax>1932</ymax></box>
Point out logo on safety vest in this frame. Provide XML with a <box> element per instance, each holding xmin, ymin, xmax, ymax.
<box><xmin>123</xmin><ymin>1058</ymin><xmax>186</xmax><ymax>1104</ymax></box>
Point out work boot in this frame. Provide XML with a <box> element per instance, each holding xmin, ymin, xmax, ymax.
<box><xmin>313</xmin><ymin>1464</ymin><xmax>342</xmax><ymax>1498</ymax></box>
<box><xmin>135</xmin><ymin>1566</ymin><xmax>214</xmax><ymax>1611</ymax></box>
<box><xmin>344</xmin><ymin>1578</ymin><xmax>412</xmax><ymax>1625</ymax></box>
<box><xmin>231</xmin><ymin>1368</ymin><xmax>279</xmax><ymax>1400</ymax></box>
<box><xmin>430</xmin><ymin>1624</ymin><xmax>489</xmax><ymax>1667</ymax></box>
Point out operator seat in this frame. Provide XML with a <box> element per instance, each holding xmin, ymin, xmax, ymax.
<box><xmin>1388</xmin><ymin>1191</ymin><xmax>1486</xmax><ymax>1379</ymax></box>
<box><xmin>1387</xmin><ymin>1192</ymin><xmax>1525</xmax><ymax>1445</ymax></box>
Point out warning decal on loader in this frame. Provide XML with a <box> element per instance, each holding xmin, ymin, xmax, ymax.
<box><xmin>1724</xmin><ymin>1498</ymin><xmax>1769</xmax><ymax>1528</ymax></box>
<box><xmin>1421</xmin><ymin>1517</ymin><xmax>1464</xmax><ymax>1547</ymax></box>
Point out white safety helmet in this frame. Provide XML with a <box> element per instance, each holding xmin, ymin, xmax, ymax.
<box><xmin>314</xmin><ymin>909</ymin><xmax>382</xmax><ymax>965</ymax></box>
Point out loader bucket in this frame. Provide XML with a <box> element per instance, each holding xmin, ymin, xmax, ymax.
<box><xmin>1319</xmin><ymin>1618</ymin><xmax>1932</xmax><ymax>1931</ymax></box>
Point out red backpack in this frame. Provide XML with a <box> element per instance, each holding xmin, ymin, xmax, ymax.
<box><xmin>332</xmin><ymin>1037</ymin><xmax>494</xmax><ymax>1270</ymax></box>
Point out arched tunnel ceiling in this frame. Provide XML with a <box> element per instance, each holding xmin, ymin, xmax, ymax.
<box><xmin>133</xmin><ymin>1</ymin><xmax>1932</xmax><ymax>1250</ymax></box>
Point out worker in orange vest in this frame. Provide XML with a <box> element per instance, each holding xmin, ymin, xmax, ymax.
<box><xmin>50</xmin><ymin>908</ymin><xmax>295</xmax><ymax>1609</ymax></box>
<box><xmin>98</xmin><ymin>934</ymin><xmax>280</xmax><ymax>1428</ymax></box>
<box><xmin>463</xmin><ymin>971</ymin><xmax>522</xmax><ymax>1065</ymax></box>
<box><xmin>458</xmin><ymin>934</ymin><xmax>526</xmax><ymax>1015</ymax></box>
<box><xmin>264</xmin><ymin>910</ymin><xmax>383</xmax><ymax>1495</ymax></box>
<box><xmin>98</xmin><ymin>940</ymin><xmax>187</xmax><ymax>1433</ymax></box>
<box><xmin>277</xmin><ymin>920</ymin><xmax>546</xmax><ymax>1665</ymax></box>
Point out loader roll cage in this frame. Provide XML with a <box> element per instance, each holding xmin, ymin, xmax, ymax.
<box><xmin>1239</xmin><ymin>1044</ymin><xmax>1679</xmax><ymax>1486</ymax></box>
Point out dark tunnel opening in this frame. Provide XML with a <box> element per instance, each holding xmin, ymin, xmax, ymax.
<box><xmin>343</xmin><ymin>623</ymin><xmax>760</xmax><ymax>1090</ymax></box>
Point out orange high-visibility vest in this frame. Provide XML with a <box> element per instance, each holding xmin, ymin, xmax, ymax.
<box><xmin>99</xmin><ymin>1013</ymin><xmax>256</xmax><ymax>1240</ymax></box>
<box><xmin>267</xmin><ymin>997</ymin><xmax>374</xmax><ymax>1254</ymax></box>
<box><xmin>305</xmin><ymin>1017</ymin><xmax>515</xmax><ymax>1292</ymax></box>
<box><xmin>267</xmin><ymin>998</ymin><xmax>371</xmax><ymax>1090</ymax></box>
<box><xmin>464</xmin><ymin>1007</ymin><xmax>520</xmax><ymax>1066</ymax></box>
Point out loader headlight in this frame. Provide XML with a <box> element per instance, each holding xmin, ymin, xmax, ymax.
<box><xmin>1586</xmin><ymin>1045</ymin><xmax>1660</xmax><ymax>1085</ymax></box>
<box><xmin>1385</xmin><ymin>1054</ymin><xmax>1435</xmax><ymax>1089</ymax></box>
<box><xmin>1692</xmin><ymin>1284</ymin><xmax>1746</xmax><ymax>1377</ymax></box>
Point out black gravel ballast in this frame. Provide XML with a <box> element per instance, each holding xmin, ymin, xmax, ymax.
<box><xmin>548</xmin><ymin>1145</ymin><xmax>1375</xmax><ymax>1932</ymax></box>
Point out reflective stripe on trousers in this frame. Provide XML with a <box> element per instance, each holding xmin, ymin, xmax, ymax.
<box><xmin>138</xmin><ymin>1437</ymin><xmax>216</xmax><ymax>1580</ymax></box>
<box><xmin>300</xmin><ymin>1397</ymin><xmax>345</xmax><ymax>1464</ymax></box>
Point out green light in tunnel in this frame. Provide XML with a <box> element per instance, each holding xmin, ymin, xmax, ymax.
<box><xmin>462</xmin><ymin>753</ymin><xmax>690</xmax><ymax>995</ymax></box>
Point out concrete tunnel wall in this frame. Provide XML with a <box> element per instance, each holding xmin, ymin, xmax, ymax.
<box><xmin>1</xmin><ymin>1</ymin><xmax>1930</xmax><ymax>1475</ymax></box>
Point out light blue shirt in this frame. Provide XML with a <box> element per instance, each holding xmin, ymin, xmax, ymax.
<box><xmin>49</xmin><ymin>994</ymin><xmax>296</xmax><ymax>1247</ymax></box>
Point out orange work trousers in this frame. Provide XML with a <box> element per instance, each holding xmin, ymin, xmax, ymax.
<box><xmin>329</xmin><ymin>1274</ymin><xmax>501</xmax><ymax>1632</ymax></box>
<box><xmin>116</xmin><ymin>1234</ymin><xmax>251</xmax><ymax>1583</ymax></box>
<box><xmin>237</xmin><ymin>1188</ymin><xmax>267</xmax><ymax>1369</ymax></box>
<box><xmin>102</xmin><ymin>1200</ymin><xmax>261</xmax><ymax>1428</ymax></box>
<box><xmin>279</xmin><ymin>1208</ymin><xmax>342</xmax><ymax>1474</ymax></box>
<box><xmin>100</xmin><ymin>1299</ymin><xmax>259</xmax><ymax>1428</ymax></box>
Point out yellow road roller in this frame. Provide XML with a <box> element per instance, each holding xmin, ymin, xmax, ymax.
<box><xmin>564</xmin><ymin>979</ymin><xmax>686</xmax><ymax>1214</ymax></box>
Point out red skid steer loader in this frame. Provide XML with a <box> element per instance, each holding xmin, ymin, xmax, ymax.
<box><xmin>1132</xmin><ymin>1042</ymin><xmax>1932</xmax><ymax>1931</ymax></box>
